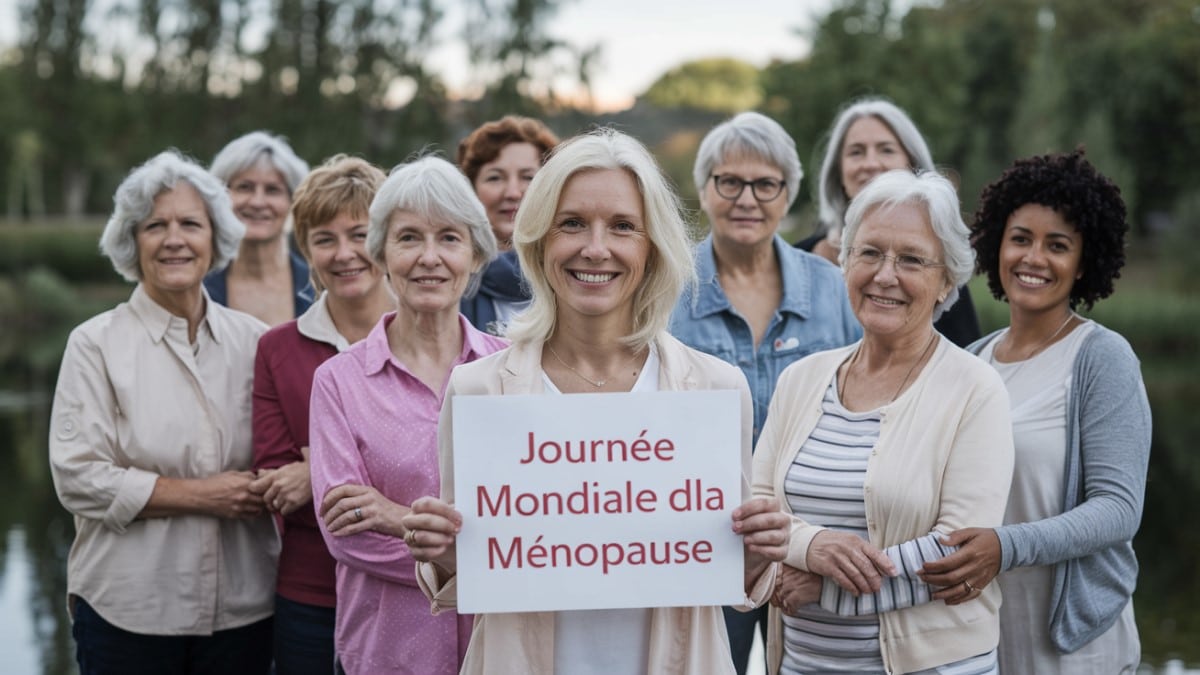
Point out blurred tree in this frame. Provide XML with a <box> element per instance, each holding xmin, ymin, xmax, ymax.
<box><xmin>641</xmin><ymin>57</ymin><xmax>762</xmax><ymax>114</ymax></box>
<box><xmin>19</xmin><ymin>0</ymin><xmax>92</xmax><ymax>216</ymax></box>
<box><xmin>462</xmin><ymin>0</ymin><xmax>600</xmax><ymax>121</ymax></box>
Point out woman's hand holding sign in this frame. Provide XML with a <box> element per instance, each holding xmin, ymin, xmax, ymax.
<box><xmin>733</xmin><ymin>497</ymin><xmax>790</xmax><ymax>590</ymax></box>
<box><xmin>402</xmin><ymin>497</ymin><xmax>462</xmax><ymax>576</ymax></box>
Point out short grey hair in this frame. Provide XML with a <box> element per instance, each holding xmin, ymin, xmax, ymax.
<box><xmin>100</xmin><ymin>150</ymin><xmax>245</xmax><ymax>282</ymax></box>
<box><xmin>818</xmin><ymin>98</ymin><xmax>935</xmax><ymax>239</ymax></box>
<box><xmin>693</xmin><ymin>112</ymin><xmax>803</xmax><ymax>210</ymax></box>
<box><xmin>210</xmin><ymin>131</ymin><xmax>309</xmax><ymax>194</ymax></box>
<box><xmin>367</xmin><ymin>156</ymin><xmax>497</xmax><ymax>299</ymax></box>
<box><xmin>840</xmin><ymin>169</ymin><xmax>973</xmax><ymax>320</ymax></box>
<box><xmin>509</xmin><ymin>128</ymin><xmax>697</xmax><ymax>350</ymax></box>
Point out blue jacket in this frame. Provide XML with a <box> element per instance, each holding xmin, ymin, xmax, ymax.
<box><xmin>669</xmin><ymin>235</ymin><xmax>861</xmax><ymax>443</ymax></box>
<box><xmin>203</xmin><ymin>247</ymin><xmax>314</xmax><ymax>318</ymax></box>
<box><xmin>969</xmin><ymin>324</ymin><xmax>1151</xmax><ymax>653</ymax></box>
<box><xmin>461</xmin><ymin>250</ymin><xmax>530</xmax><ymax>337</ymax></box>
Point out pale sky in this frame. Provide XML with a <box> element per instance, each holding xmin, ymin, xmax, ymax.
<box><xmin>0</xmin><ymin>0</ymin><xmax>841</xmax><ymax>111</ymax></box>
<box><xmin>434</xmin><ymin>0</ymin><xmax>835</xmax><ymax>110</ymax></box>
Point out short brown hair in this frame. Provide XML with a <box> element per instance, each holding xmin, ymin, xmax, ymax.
<box><xmin>456</xmin><ymin>116</ymin><xmax>560</xmax><ymax>183</ymax></box>
<box><xmin>291</xmin><ymin>155</ymin><xmax>386</xmax><ymax>288</ymax></box>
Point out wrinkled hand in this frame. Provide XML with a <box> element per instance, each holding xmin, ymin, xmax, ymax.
<box><xmin>733</xmin><ymin>497</ymin><xmax>790</xmax><ymax>562</ymax></box>
<box><xmin>918</xmin><ymin>527</ymin><xmax>1000</xmax><ymax>605</ymax></box>
<box><xmin>771</xmin><ymin>564</ymin><xmax>821</xmax><ymax>616</ymax></box>
<box><xmin>400</xmin><ymin>497</ymin><xmax>461</xmax><ymax>573</ymax></box>
<box><xmin>319</xmin><ymin>484</ymin><xmax>408</xmax><ymax>537</ymax></box>
<box><xmin>201</xmin><ymin>471</ymin><xmax>266</xmax><ymax>519</ymax></box>
<box><xmin>806</xmin><ymin>530</ymin><xmax>896</xmax><ymax>596</ymax></box>
<box><xmin>249</xmin><ymin>460</ymin><xmax>312</xmax><ymax>516</ymax></box>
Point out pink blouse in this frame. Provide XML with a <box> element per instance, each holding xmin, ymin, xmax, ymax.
<box><xmin>309</xmin><ymin>312</ymin><xmax>506</xmax><ymax>675</ymax></box>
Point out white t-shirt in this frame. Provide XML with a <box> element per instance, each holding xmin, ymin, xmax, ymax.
<box><xmin>543</xmin><ymin>346</ymin><xmax>660</xmax><ymax>675</ymax></box>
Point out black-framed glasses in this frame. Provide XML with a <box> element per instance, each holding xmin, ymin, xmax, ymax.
<box><xmin>846</xmin><ymin>246</ymin><xmax>946</xmax><ymax>273</ymax></box>
<box><xmin>710</xmin><ymin>174</ymin><xmax>785</xmax><ymax>202</ymax></box>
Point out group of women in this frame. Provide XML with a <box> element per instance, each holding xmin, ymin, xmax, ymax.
<box><xmin>49</xmin><ymin>96</ymin><xmax>1150</xmax><ymax>675</ymax></box>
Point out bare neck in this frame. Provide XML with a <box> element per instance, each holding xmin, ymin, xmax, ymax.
<box><xmin>712</xmin><ymin>237</ymin><xmax>779</xmax><ymax>281</ymax></box>
<box><xmin>856</xmin><ymin>327</ymin><xmax>938</xmax><ymax>373</ymax></box>
<box><xmin>144</xmin><ymin>284</ymin><xmax>206</xmax><ymax>343</ymax></box>
<box><xmin>387</xmin><ymin>304</ymin><xmax>464</xmax><ymax>365</ymax></box>
<box><xmin>326</xmin><ymin>285</ymin><xmax>395</xmax><ymax>344</ymax></box>
<box><xmin>228</xmin><ymin>236</ymin><xmax>290</xmax><ymax>279</ymax></box>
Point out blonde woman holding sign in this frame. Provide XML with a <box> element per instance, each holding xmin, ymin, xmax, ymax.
<box><xmin>402</xmin><ymin>129</ymin><xmax>790</xmax><ymax>674</ymax></box>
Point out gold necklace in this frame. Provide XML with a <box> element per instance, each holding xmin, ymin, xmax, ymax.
<box><xmin>997</xmin><ymin>312</ymin><xmax>1077</xmax><ymax>362</ymax></box>
<box><xmin>838</xmin><ymin>331</ymin><xmax>938</xmax><ymax>405</ymax></box>
<box><xmin>546</xmin><ymin>343</ymin><xmax>646</xmax><ymax>389</ymax></box>
<box><xmin>990</xmin><ymin>312</ymin><xmax>1078</xmax><ymax>380</ymax></box>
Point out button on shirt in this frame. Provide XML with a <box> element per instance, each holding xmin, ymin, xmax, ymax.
<box><xmin>669</xmin><ymin>235</ymin><xmax>861</xmax><ymax>442</ymax></box>
<box><xmin>49</xmin><ymin>284</ymin><xmax>276</xmax><ymax>635</ymax></box>
<box><xmin>309</xmin><ymin>312</ymin><xmax>508</xmax><ymax>675</ymax></box>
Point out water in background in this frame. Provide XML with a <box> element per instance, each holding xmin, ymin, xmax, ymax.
<box><xmin>1</xmin><ymin>325</ymin><xmax>1197</xmax><ymax>674</ymax></box>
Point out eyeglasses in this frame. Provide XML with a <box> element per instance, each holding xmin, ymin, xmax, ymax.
<box><xmin>846</xmin><ymin>246</ymin><xmax>946</xmax><ymax>274</ymax></box>
<box><xmin>710</xmin><ymin>174</ymin><xmax>785</xmax><ymax>202</ymax></box>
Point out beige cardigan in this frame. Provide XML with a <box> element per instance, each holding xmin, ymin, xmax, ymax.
<box><xmin>416</xmin><ymin>332</ymin><xmax>777</xmax><ymax>674</ymax></box>
<box><xmin>752</xmin><ymin>337</ymin><xmax>1014</xmax><ymax>674</ymax></box>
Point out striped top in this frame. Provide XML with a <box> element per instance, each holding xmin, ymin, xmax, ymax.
<box><xmin>780</xmin><ymin>381</ymin><xmax>998</xmax><ymax>675</ymax></box>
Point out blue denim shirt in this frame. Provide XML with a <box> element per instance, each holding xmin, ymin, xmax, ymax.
<box><xmin>669</xmin><ymin>235</ymin><xmax>861</xmax><ymax>444</ymax></box>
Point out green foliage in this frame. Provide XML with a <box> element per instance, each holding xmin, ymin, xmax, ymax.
<box><xmin>758</xmin><ymin>0</ymin><xmax>1200</xmax><ymax>228</ymax></box>
<box><xmin>1158</xmin><ymin>190</ymin><xmax>1200</xmax><ymax>293</ymax></box>
<box><xmin>0</xmin><ymin>222</ymin><xmax>118</xmax><ymax>284</ymax></box>
<box><xmin>641</xmin><ymin>58</ymin><xmax>762</xmax><ymax>114</ymax></box>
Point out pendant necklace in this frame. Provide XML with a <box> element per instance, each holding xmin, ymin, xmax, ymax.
<box><xmin>838</xmin><ymin>331</ymin><xmax>938</xmax><ymax>406</ymax></box>
<box><xmin>990</xmin><ymin>312</ymin><xmax>1078</xmax><ymax>382</ymax></box>
<box><xmin>547</xmin><ymin>343</ymin><xmax>646</xmax><ymax>389</ymax></box>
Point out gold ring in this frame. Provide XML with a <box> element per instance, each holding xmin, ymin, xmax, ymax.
<box><xmin>964</xmin><ymin>580</ymin><xmax>977</xmax><ymax>593</ymax></box>
<box><xmin>354</xmin><ymin>507</ymin><xmax>363</xmax><ymax>521</ymax></box>
<box><xmin>404</xmin><ymin>529</ymin><xmax>418</xmax><ymax>547</ymax></box>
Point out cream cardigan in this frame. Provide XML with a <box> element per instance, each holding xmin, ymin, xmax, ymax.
<box><xmin>752</xmin><ymin>337</ymin><xmax>1014</xmax><ymax>674</ymax></box>
<box><xmin>416</xmin><ymin>332</ymin><xmax>777</xmax><ymax>674</ymax></box>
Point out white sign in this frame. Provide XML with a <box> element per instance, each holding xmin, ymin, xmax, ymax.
<box><xmin>452</xmin><ymin>390</ymin><xmax>744</xmax><ymax>613</ymax></box>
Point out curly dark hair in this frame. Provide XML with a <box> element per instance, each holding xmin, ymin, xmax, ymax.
<box><xmin>970</xmin><ymin>149</ymin><xmax>1127</xmax><ymax>310</ymax></box>
<box><xmin>456</xmin><ymin>116</ymin><xmax>560</xmax><ymax>183</ymax></box>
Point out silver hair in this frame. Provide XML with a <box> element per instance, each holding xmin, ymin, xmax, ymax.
<box><xmin>508</xmin><ymin>128</ymin><xmax>697</xmax><ymax>350</ymax></box>
<box><xmin>210</xmin><ymin>131</ymin><xmax>309</xmax><ymax>194</ymax></box>
<box><xmin>100</xmin><ymin>150</ymin><xmax>245</xmax><ymax>282</ymax></box>
<box><xmin>367</xmin><ymin>156</ymin><xmax>497</xmax><ymax>299</ymax></box>
<box><xmin>693</xmin><ymin>112</ymin><xmax>803</xmax><ymax>210</ymax></box>
<box><xmin>840</xmin><ymin>169</ymin><xmax>973</xmax><ymax>320</ymax></box>
<box><xmin>818</xmin><ymin>98</ymin><xmax>935</xmax><ymax>239</ymax></box>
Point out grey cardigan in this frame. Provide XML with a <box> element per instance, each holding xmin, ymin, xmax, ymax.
<box><xmin>968</xmin><ymin>323</ymin><xmax>1152</xmax><ymax>653</ymax></box>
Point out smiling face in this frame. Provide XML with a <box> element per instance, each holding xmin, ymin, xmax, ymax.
<box><xmin>307</xmin><ymin>210</ymin><xmax>385</xmax><ymax>301</ymax></box>
<box><xmin>383</xmin><ymin>210</ymin><xmax>481</xmax><ymax>316</ymax></box>
<box><xmin>136</xmin><ymin>182</ymin><xmax>214</xmax><ymax>301</ymax></box>
<box><xmin>844</xmin><ymin>202</ymin><xmax>951</xmax><ymax>342</ymax></box>
<box><xmin>228</xmin><ymin>161</ymin><xmax>291</xmax><ymax>243</ymax></box>
<box><xmin>998</xmin><ymin>203</ymin><xmax>1083</xmax><ymax>316</ymax></box>
<box><xmin>473</xmin><ymin>142</ymin><xmax>541</xmax><ymax>249</ymax></box>
<box><xmin>840</xmin><ymin>116</ymin><xmax>912</xmax><ymax>200</ymax></box>
<box><xmin>543</xmin><ymin>168</ymin><xmax>650</xmax><ymax>330</ymax></box>
<box><xmin>700</xmin><ymin>154</ymin><xmax>788</xmax><ymax>251</ymax></box>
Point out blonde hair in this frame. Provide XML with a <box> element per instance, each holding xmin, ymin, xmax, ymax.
<box><xmin>507</xmin><ymin>129</ymin><xmax>696</xmax><ymax>350</ymax></box>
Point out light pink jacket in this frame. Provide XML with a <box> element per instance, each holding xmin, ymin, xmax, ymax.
<box><xmin>416</xmin><ymin>332</ymin><xmax>777</xmax><ymax>674</ymax></box>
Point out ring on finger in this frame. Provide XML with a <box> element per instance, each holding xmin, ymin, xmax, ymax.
<box><xmin>354</xmin><ymin>507</ymin><xmax>363</xmax><ymax>522</ymax></box>
<box><xmin>404</xmin><ymin>529</ymin><xmax>418</xmax><ymax>547</ymax></box>
<box><xmin>964</xmin><ymin>580</ymin><xmax>977</xmax><ymax>593</ymax></box>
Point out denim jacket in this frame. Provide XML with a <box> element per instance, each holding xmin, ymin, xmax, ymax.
<box><xmin>669</xmin><ymin>235</ymin><xmax>861</xmax><ymax>443</ymax></box>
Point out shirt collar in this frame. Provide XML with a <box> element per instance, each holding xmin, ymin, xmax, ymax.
<box><xmin>296</xmin><ymin>291</ymin><xmax>351</xmax><ymax>352</ymax></box>
<box><xmin>689</xmin><ymin>234</ymin><xmax>816</xmax><ymax>319</ymax></box>
<box><xmin>361</xmin><ymin>312</ymin><xmax>496</xmax><ymax>376</ymax></box>
<box><xmin>130</xmin><ymin>283</ymin><xmax>219</xmax><ymax>344</ymax></box>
